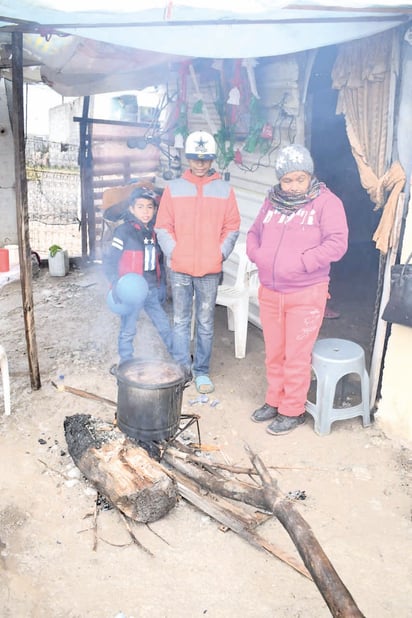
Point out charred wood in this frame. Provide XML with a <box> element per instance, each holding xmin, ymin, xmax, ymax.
<box><xmin>64</xmin><ymin>414</ymin><xmax>178</xmax><ymax>523</ymax></box>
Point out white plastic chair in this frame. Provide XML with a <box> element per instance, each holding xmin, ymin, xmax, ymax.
<box><xmin>215</xmin><ymin>242</ymin><xmax>258</xmax><ymax>359</ymax></box>
<box><xmin>0</xmin><ymin>345</ymin><xmax>11</xmax><ymax>416</ymax></box>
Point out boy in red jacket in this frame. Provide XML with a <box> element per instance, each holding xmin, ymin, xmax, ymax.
<box><xmin>155</xmin><ymin>131</ymin><xmax>240</xmax><ymax>393</ymax></box>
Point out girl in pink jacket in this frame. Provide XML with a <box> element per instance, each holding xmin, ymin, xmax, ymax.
<box><xmin>247</xmin><ymin>144</ymin><xmax>348</xmax><ymax>435</ymax></box>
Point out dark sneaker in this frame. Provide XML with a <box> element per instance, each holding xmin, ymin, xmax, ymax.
<box><xmin>266</xmin><ymin>413</ymin><xmax>306</xmax><ymax>435</ymax></box>
<box><xmin>251</xmin><ymin>403</ymin><xmax>278</xmax><ymax>423</ymax></box>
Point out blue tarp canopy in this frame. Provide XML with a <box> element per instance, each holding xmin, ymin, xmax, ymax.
<box><xmin>0</xmin><ymin>1</ymin><xmax>410</xmax><ymax>94</ymax></box>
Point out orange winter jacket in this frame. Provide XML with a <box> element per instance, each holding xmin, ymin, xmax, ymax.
<box><xmin>155</xmin><ymin>169</ymin><xmax>240</xmax><ymax>277</ymax></box>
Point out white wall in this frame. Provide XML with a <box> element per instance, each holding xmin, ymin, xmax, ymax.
<box><xmin>375</xmin><ymin>185</ymin><xmax>412</xmax><ymax>443</ymax></box>
<box><xmin>0</xmin><ymin>79</ymin><xmax>17</xmax><ymax>246</ymax></box>
<box><xmin>374</xmin><ymin>36</ymin><xmax>412</xmax><ymax>444</ymax></box>
<box><xmin>49</xmin><ymin>98</ymin><xmax>83</xmax><ymax>145</ymax></box>
<box><xmin>25</xmin><ymin>83</ymin><xmax>63</xmax><ymax>137</ymax></box>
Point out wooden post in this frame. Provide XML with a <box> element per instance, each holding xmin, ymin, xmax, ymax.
<box><xmin>11</xmin><ymin>32</ymin><xmax>41</xmax><ymax>390</ymax></box>
<box><xmin>79</xmin><ymin>96</ymin><xmax>96</xmax><ymax>260</ymax></box>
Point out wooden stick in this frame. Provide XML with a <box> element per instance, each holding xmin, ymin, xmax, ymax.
<box><xmin>163</xmin><ymin>447</ymin><xmax>267</xmax><ymax>510</ymax></box>
<box><xmin>169</xmin><ymin>467</ymin><xmax>311</xmax><ymax>580</ymax></box>
<box><xmin>92</xmin><ymin>499</ymin><xmax>98</xmax><ymax>552</ymax></box>
<box><xmin>245</xmin><ymin>445</ymin><xmax>365</xmax><ymax>618</ymax></box>
<box><xmin>52</xmin><ymin>381</ymin><xmax>117</xmax><ymax>407</ymax></box>
<box><xmin>118</xmin><ymin>512</ymin><xmax>153</xmax><ymax>557</ymax></box>
<box><xmin>168</xmin><ymin>445</ymin><xmax>327</xmax><ymax>474</ymax></box>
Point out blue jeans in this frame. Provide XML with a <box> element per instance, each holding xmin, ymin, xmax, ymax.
<box><xmin>169</xmin><ymin>271</ymin><xmax>220</xmax><ymax>376</ymax></box>
<box><xmin>118</xmin><ymin>286</ymin><xmax>173</xmax><ymax>363</ymax></box>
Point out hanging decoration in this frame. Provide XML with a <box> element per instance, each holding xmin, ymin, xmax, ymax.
<box><xmin>234</xmin><ymin>149</ymin><xmax>243</xmax><ymax>165</ymax></box>
<box><xmin>227</xmin><ymin>86</ymin><xmax>240</xmax><ymax>106</ymax></box>
<box><xmin>243</xmin><ymin>95</ymin><xmax>272</xmax><ymax>154</ymax></box>
<box><xmin>173</xmin><ymin>133</ymin><xmax>184</xmax><ymax>149</ymax></box>
<box><xmin>211</xmin><ymin>57</ymin><xmax>275</xmax><ymax>169</ymax></box>
<box><xmin>242</xmin><ymin>58</ymin><xmax>260</xmax><ymax>100</ymax></box>
<box><xmin>213</xmin><ymin>74</ymin><xmax>235</xmax><ymax>170</ymax></box>
<box><xmin>188</xmin><ymin>63</ymin><xmax>217</xmax><ymax>134</ymax></box>
<box><xmin>192</xmin><ymin>99</ymin><xmax>203</xmax><ymax>114</ymax></box>
<box><xmin>261</xmin><ymin>123</ymin><xmax>273</xmax><ymax>140</ymax></box>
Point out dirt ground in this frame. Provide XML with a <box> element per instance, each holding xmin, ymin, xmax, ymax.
<box><xmin>0</xmin><ymin>262</ymin><xmax>411</xmax><ymax>618</ymax></box>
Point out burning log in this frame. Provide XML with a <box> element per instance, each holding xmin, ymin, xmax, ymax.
<box><xmin>63</xmin><ymin>414</ymin><xmax>178</xmax><ymax>523</ymax></box>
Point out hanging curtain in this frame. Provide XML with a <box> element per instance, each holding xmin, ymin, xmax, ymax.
<box><xmin>332</xmin><ymin>30</ymin><xmax>406</xmax><ymax>254</ymax></box>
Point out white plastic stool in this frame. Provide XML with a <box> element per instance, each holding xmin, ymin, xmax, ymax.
<box><xmin>306</xmin><ymin>338</ymin><xmax>371</xmax><ymax>436</ymax></box>
<box><xmin>0</xmin><ymin>345</ymin><xmax>11</xmax><ymax>416</ymax></box>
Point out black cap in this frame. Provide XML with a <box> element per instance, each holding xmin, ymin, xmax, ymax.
<box><xmin>129</xmin><ymin>186</ymin><xmax>157</xmax><ymax>204</ymax></box>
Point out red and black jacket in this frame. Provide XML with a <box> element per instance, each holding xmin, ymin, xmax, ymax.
<box><xmin>104</xmin><ymin>212</ymin><xmax>165</xmax><ymax>288</ymax></box>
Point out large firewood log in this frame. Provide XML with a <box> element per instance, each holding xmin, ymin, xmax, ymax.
<box><xmin>163</xmin><ymin>445</ymin><xmax>365</xmax><ymax>617</ymax></box>
<box><xmin>246</xmin><ymin>446</ymin><xmax>365</xmax><ymax>618</ymax></box>
<box><xmin>64</xmin><ymin>414</ymin><xmax>178</xmax><ymax>523</ymax></box>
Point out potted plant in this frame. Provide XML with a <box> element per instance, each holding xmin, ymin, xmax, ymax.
<box><xmin>48</xmin><ymin>244</ymin><xmax>69</xmax><ymax>276</ymax></box>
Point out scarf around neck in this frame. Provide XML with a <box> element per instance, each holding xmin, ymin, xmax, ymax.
<box><xmin>268</xmin><ymin>177</ymin><xmax>325</xmax><ymax>215</ymax></box>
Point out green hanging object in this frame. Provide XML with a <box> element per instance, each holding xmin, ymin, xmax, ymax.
<box><xmin>214</xmin><ymin>128</ymin><xmax>235</xmax><ymax>170</ymax></box>
<box><xmin>174</xmin><ymin>102</ymin><xmax>188</xmax><ymax>141</ymax></box>
<box><xmin>244</xmin><ymin>128</ymin><xmax>261</xmax><ymax>153</ymax></box>
<box><xmin>192</xmin><ymin>99</ymin><xmax>203</xmax><ymax>114</ymax></box>
<box><xmin>244</xmin><ymin>95</ymin><xmax>266</xmax><ymax>153</ymax></box>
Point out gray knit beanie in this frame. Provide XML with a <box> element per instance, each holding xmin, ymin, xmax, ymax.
<box><xmin>274</xmin><ymin>144</ymin><xmax>314</xmax><ymax>179</ymax></box>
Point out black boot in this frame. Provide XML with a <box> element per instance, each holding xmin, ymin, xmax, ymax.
<box><xmin>251</xmin><ymin>403</ymin><xmax>278</xmax><ymax>423</ymax></box>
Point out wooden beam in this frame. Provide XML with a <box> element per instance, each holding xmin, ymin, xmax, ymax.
<box><xmin>73</xmin><ymin>116</ymin><xmax>155</xmax><ymax>129</ymax></box>
<box><xmin>11</xmin><ymin>31</ymin><xmax>41</xmax><ymax>390</ymax></box>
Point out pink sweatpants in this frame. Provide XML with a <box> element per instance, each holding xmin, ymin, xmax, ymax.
<box><xmin>258</xmin><ymin>282</ymin><xmax>328</xmax><ymax>417</ymax></box>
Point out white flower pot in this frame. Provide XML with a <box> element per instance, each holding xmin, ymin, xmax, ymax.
<box><xmin>48</xmin><ymin>250</ymin><xmax>69</xmax><ymax>276</ymax></box>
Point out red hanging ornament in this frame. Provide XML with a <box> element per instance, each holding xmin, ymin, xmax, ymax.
<box><xmin>260</xmin><ymin>123</ymin><xmax>273</xmax><ymax>140</ymax></box>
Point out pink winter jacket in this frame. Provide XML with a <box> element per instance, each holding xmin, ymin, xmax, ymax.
<box><xmin>246</xmin><ymin>185</ymin><xmax>348</xmax><ymax>293</ymax></box>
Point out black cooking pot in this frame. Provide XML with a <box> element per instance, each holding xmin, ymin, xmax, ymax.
<box><xmin>116</xmin><ymin>359</ymin><xmax>186</xmax><ymax>442</ymax></box>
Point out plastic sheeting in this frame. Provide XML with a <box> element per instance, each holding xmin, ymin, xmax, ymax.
<box><xmin>0</xmin><ymin>1</ymin><xmax>410</xmax><ymax>94</ymax></box>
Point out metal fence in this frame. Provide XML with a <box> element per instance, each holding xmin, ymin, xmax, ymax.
<box><xmin>26</xmin><ymin>137</ymin><xmax>82</xmax><ymax>259</ymax></box>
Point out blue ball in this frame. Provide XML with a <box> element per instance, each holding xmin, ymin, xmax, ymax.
<box><xmin>116</xmin><ymin>273</ymin><xmax>149</xmax><ymax>305</ymax></box>
<box><xmin>106</xmin><ymin>289</ymin><xmax>132</xmax><ymax>316</ymax></box>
